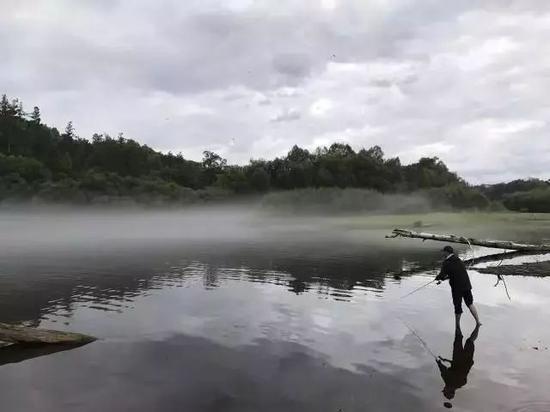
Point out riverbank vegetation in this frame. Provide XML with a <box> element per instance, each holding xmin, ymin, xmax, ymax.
<box><xmin>1</xmin><ymin>94</ymin><xmax>548</xmax><ymax>211</ymax></box>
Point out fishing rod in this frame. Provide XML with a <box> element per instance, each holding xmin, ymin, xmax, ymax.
<box><xmin>399</xmin><ymin>278</ymin><xmax>437</xmax><ymax>300</ymax></box>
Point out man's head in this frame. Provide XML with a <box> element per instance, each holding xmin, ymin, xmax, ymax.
<box><xmin>443</xmin><ymin>386</ymin><xmax>456</xmax><ymax>399</ymax></box>
<box><xmin>442</xmin><ymin>246</ymin><xmax>454</xmax><ymax>257</ymax></box>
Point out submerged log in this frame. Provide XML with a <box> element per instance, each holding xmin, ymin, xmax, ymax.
<box><xmin>0</xmin><ymin>323</ymin><xmax>96</xmax><ymax>345</ymax></box>
<box><xmin>386</xmin><ymin>229</ymin><xmax>550</xmax><ymax>252</ymax></box>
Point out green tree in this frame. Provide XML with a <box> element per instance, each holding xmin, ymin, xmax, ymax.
<box><xmin>6</xmin><ymin>98</ymin><xmax>22</xmax><ymax>117</ymax></box>
<box><xmin>0</xmin><ymin>153</ymin><xmax>48</xmax><ymax>182</ymax></box>
<box><xmin>0</xmin><ymin>95</ymin><xmax>9</xmax><ymax>115</ymax></box>
<box><xmin>327</xmin><ymin>143</ymin><xmax>355</xmax><ymax>158</ymax></box>
<box><xmin>249</xmin><ymin>167</ymin><xmax>270</xmax><ymax>192</ymax></box>
<box><xmin>202</xmin><ymin>151</ymin><xmax>227</xmax><ymax>170</ymax></box>
<box><xmin>287</xmin><ymin>145</ymin><xmax>310</xmax><ymax>162</ymax></box>
<box><xmin>64</xmin><ymin>121</ymin><xmax>76</xmax><ymax>140</ymax></box>
<box><xmin>30</xmin><ymin>107</ymin><xmax>41</xmax><ymax>124</ymax></box>
<box><xmin>316</xmin><ymin>166</ymin><xmax>335</xmax><ymax>187</ymax></box>
<box><xmin>216</xmin><ymin>166</ymin><xmax>249</xmax><ymax>193</ymax></box>
<box><xmin>202</xmin><ymin>150</ymin><xmax>227</xmax><ymax>186</ymax></box>
<box><xmin>15</xmin><ymin>101</ymin><xmax>24</xmax><ymax>118</ymax></box>
<box><xmin>58</xmin><ymin>152</ymin><xmax>73</xmax><ymax>174</ymax></box>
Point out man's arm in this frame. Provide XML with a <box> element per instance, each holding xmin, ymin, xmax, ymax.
<box><xmin>437</xmin><ymin>359</ymin><xmax>450</xmax><ymax>382</ymax></box>
<box><xmin>435</xmin><ymin>264</ymin><xmax>449</xmax><ymax>282</ymax></box>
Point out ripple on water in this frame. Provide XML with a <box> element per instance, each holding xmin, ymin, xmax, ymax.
<box><xmin>511</xmin><ymin>401</ymin><xmax>550</xmax><ymax>412</ymax></box>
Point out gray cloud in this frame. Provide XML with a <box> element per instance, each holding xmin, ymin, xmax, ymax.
<box><xmin>1</xmin><ymin>0</ymin><xmax>550</xmax><ymax>183</ymax></box>
<box><xmin>271</xmin><ymin>108</ymin><xmax>301</xmax><ymax>123</ymax></box>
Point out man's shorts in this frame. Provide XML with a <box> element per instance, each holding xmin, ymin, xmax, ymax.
<box><xmin>452</xmin><ymin>288</ymin><xmax>473</xmax><ymax>315</ymax></box>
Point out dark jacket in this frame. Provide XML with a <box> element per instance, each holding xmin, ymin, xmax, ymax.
<box><xmin>436</xmin><ymin>254</ymin><xmax>472</xmax><ymax>291</ymax></box>
<box><xmin>437</xmin><ymin>330</ymin><xmax>475</xmax><ymax>393</ymax></box>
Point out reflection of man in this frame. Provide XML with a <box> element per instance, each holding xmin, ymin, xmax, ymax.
<box><xmin>436</xmin><ymin>246</ymin><xmax>481</xmax><ymax>327</ymax></box>
<box><xmin>289</xmin><ymin>278</ymin><xmax>307</xmax><ymax>294</ymax></box>
<box><xmin>437</xmin><ymin>325</ymin><xmax>480</xmax><ymax>405</ymax></box>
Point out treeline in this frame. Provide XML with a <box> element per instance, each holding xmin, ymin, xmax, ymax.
<box><xmin>0</xmin><ymin>95</ymin><xmax>225</xmax><ymax>205</ymax></box>
<box><xmin>261</xmin><ymin>186</ymin><xmax>491</xmax><ymax>214</ymax></box>
<box><xmin>0</xmin><ymin>94</ymin><xmax>546</xmax><ymax>211</ymax></box>
<box><xmin>478</xmin><ymin>179</ymin><xmax>550</xmax><ymax>213</ymax></box>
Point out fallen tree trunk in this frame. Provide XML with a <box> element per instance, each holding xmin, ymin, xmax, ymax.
<box><xmin>386</xmin><ymin>229</ymin><xmax>550</xmax><ymax>252</ymax></box>
<box><xmin>0</xmin><ymin>323</ymin><xmax>96</xmax><ymax>345</ymax></box>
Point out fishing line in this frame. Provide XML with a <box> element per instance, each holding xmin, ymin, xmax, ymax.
<box><xmin>384</xmin><ymin>295</ymin><xmax>439</xmax><ymax>360</ymax></box>
<box><xmin>387</xmin><ymin>277</ymin><xmax>440</xmax><ymax>360</ymax></box>
<box><xmin>396</xmin><ymin>315</ymin><xmax>437</xmax><ymax>360</ymax></box>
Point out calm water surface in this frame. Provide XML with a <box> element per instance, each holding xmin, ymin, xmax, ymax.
<box><xmin>0</xmin><ymin>210</ymin><xmax>549</xmax><ymax>411</ymax></box>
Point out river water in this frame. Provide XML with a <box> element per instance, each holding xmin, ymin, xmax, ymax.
<box><xmin>0</xmin><ymin>209</ymin><xmax>549</xmax><ymax>411</ymax></box>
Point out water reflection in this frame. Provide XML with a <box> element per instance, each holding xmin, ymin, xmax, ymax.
<box><xmin>2</xmin><ymin>211</ymin><xmax>550</xmax><ymax>411</ymax></box>
<box><xmin>0</xmin><ymin>240</ymin><xmax>438</xmax><ymax>324</ymax></box>
<box><xmin>437</xmin><ymin>325</ymin><xmax>480</xmax><ymax>408</ymax></box>
<box><xmin>0</xmin><ymin>342</ymin><xmax>90</xmax><ymax>367</ymax></box>
<box><xmin>288</xmin><ymin>278</ymin><xmax>308</xmax><ymax>294</ymax></box>
<box><xmin>0</xmin><ymin>239</ymin><xmax>549</xmax><ymax>411</ymax></box>
<box><xmin>0</xmin><ymin>334</ymin><xmax>434</xmax><ymax>412</ymax></box>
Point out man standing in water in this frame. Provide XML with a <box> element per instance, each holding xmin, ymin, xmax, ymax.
<box><xmin>436</xmin><ymin>246</ymin><xmax>481</xmax><ymax>326</ymax></box>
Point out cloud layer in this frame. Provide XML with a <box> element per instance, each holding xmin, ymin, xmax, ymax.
<box><xmin>2</xmin><ymin>0</ymin><xmax>549</xmax><ymax>183</ymax></box>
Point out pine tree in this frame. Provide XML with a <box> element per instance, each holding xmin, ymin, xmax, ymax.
<box><xmin>0</xmin><ymin>94</ymin><xmax>9</xmax><ymax>115</ymax></box>
<box><xmin>10</xmin><ymin>98</ymin><xmax>20</xmax><ymax>116</ymax></box>
<box><xmin>64</xmin><ymin>121</ymin><xmax>75</xmax><ymax>140</ymax></box>
<box><xmin>30</xmin><ymin>106</ymin><xmax>41</xmax><ymax>124</ymax></box>
<box><xmin>16</xmin><ymin>101</ymin><xmax>24</xmax><ymax>118</ymax></box>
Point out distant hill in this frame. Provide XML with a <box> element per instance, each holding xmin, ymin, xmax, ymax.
<box><xmin>1</xmin><ymin>94</ymin><xmax>547</xmax><ymax>211</ymax></box>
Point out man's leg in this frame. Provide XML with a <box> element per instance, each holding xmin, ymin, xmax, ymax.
<box><xmin>452</xmin><ymin>289</ymin><xmax>463</xmax><ymax>328</ymax></box>
<box><xmin>464</xmin><ymin>290</ymin><xmax>481</xmax><ymax>325</ymax></box>
<box><xmin>468</xmin><ymin>304</ymin><xmax>481</xmax><ymax>326</ymax></box>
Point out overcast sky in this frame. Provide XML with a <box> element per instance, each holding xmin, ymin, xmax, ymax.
<box><xmin>2</xmin><ymin>0</ymin><xmax>549</xmax><ymax>183</ymax></box>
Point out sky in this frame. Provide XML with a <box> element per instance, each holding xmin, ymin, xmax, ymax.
<box><xmin>1</xmin><ymin>0</ymin><xmax>549</xmax><ymax>184</ymax></box>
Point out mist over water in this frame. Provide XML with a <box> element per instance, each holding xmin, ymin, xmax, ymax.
<box><xmin>0</xmin><ymin>205</ymin><xmax>435</xmax><ymax>323</ymax></box>
<box><xmin>0</xmin><ymin>204</ymin><xmax>441</xmax><ymax>271</ymax></box>
<box><xmin>0</xmin><ymin>206</ymin><xmax>550</xmax><ymax>411</ymax></box>
<box><xmin>1</xmin><ymin>206</ymin><xmax>262</xmax><ymax>249</ymax></box>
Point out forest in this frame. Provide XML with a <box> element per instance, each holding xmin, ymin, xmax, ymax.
<box><xmin>0</xmin><ymin>94</ymin><xmax>548</xmax><ymax>211</ymax></box>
